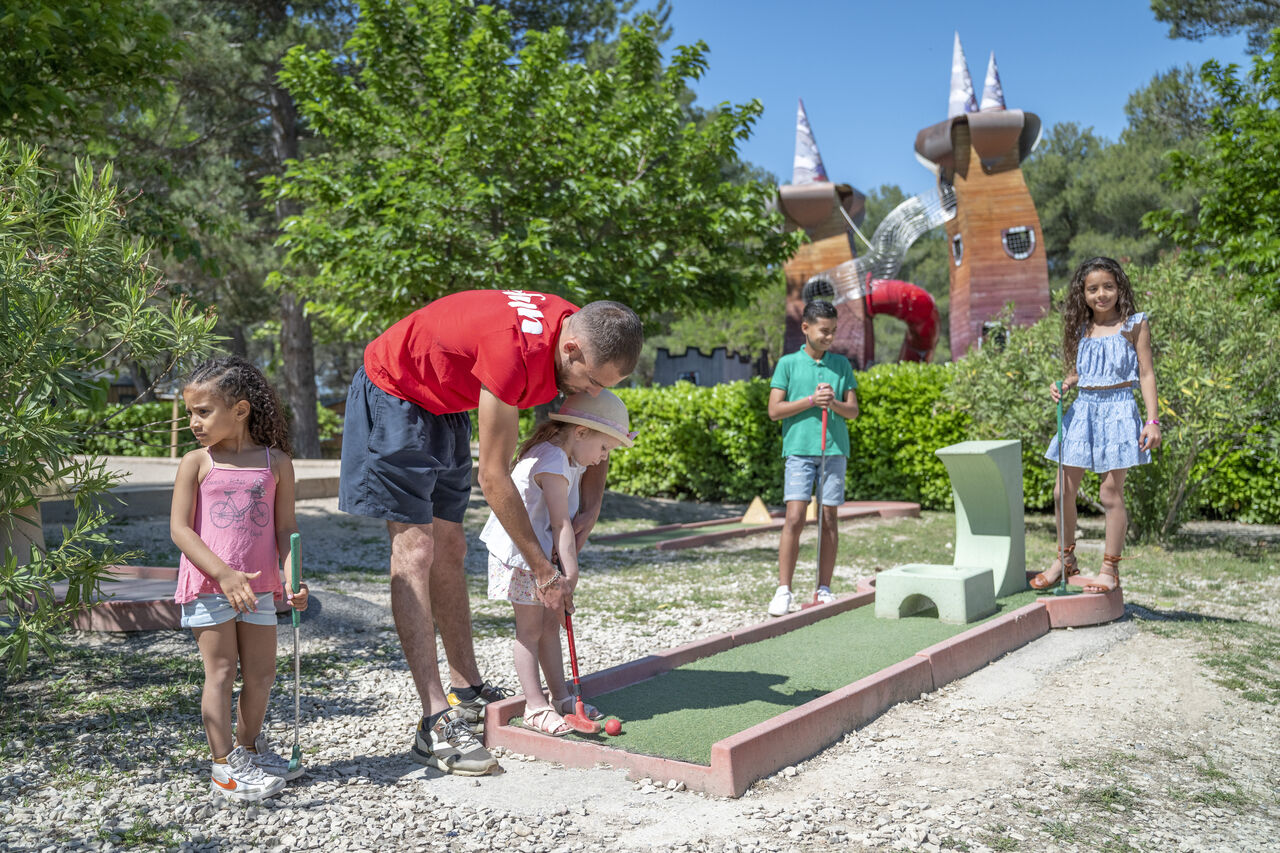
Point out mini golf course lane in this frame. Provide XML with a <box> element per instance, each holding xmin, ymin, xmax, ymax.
<box><xmin>522</xmin><ymin>590</ymin><xmax>1038</xmax><ymax>766</ymax></box>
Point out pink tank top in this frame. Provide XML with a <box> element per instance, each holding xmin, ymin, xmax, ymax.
<box><xmin>175</xmin><ymin>448</ymin><xmax>282</xmax><ymax>604</ymax></box>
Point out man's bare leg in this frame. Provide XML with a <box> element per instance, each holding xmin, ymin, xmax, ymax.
<box><xmin>428</xmin><ymin>518</ymin><xmax>482</xmax><ymax>690</ymax></box>
<box><xmin>388</xmin><ymin>521</ymin><xmax>449</xmax><ymax>717</ymax></box>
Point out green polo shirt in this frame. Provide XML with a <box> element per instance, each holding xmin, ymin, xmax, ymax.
<box><xmin>770</xmin><ymin>348</ymin><xmax>857</xmax><ymax>458</ymax></box>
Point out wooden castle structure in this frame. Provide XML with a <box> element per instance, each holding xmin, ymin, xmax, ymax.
<box><xmin>777</xmin><ymin>99</ymin><xmax>872</xmax><ymax>367</ymax></box>
<box><xmin>914</xmin><ymin>35</ymin><xmax>1050</xmax><ymax>356</ymax></box>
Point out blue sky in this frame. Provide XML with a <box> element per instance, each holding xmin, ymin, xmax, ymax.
<box><xmin>665</xmin><ymin>1</ymin><xmax>1253</xmax><ymax>195</ymax></box>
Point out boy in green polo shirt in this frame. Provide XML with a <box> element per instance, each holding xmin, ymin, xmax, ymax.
<box><xmin>766</xmin><ymin>299</ymin><xmax>859</xmax><ymax>616</ymax></box>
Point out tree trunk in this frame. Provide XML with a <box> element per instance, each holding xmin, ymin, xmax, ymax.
<box><xmin>268</xmin><ymin>57</ymin><xmax>320</xmax><ymax>457</ymax></box>
<box><xmin>130</xmin><ymin>363</ymin><xmax>156</xmax><ymax>402</ymax></box>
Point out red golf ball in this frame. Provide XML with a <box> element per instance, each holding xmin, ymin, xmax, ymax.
<box><xmin>604</xmin><ymin>718</ymin><xmax>622</xmax><ymax>736</ymax></box>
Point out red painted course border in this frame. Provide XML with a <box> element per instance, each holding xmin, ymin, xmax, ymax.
<box><xmin>486</xmin><ymin>594</ymin><xmax>1066</xmax><ymax>798</ymax></box>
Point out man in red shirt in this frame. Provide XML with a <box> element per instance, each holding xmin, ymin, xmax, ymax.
<box><xmin>339</xmin><ymin>290</ymin><xmax>642</xmax><ymax>776</ymax></box>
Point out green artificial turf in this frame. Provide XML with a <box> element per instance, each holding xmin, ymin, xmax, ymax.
<box><xmin>594</xmin><ymin>520</ymin><xmax>763</xmax><ymax>549</ymax></box>
<box><xmin>565</xmin><ymin>590</ymin><xmax>1040</xmax><ymax>765</ymax></box>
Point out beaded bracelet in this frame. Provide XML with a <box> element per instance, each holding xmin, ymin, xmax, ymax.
<box><xmin>808</xmin><ymin>395</ymin><xmax>815</xmax><ymax>407</ymax></box>
<box><xmin>535</xmin><ymin>569</ymin><xmax>562</xmax><ymax>592</ymax></box>
<box><xmin>1146</xmin><ymin>419</ymin><xmax>1161</xmax><ymax>426</ymax></box>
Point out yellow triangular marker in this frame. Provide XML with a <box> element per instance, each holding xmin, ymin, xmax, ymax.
<box><xmin>742</xmin><ymin>496</ymin><xmax>772</xmax><ymax>525</ymax></box>
<box><xmin>805</xmin><ymin>496</ymin><xmax>818</xmax><ymax>520</ymax></box>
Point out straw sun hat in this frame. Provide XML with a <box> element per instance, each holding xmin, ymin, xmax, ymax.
<box><xmin>550</xmin><ymin>389</ymin><xmax>637</xmax><ymax>447</ymax></box>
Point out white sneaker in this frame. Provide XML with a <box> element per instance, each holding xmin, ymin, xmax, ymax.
<box><xmin>249</xmin><ymin>732</ymin><xmax>303</xmax><ymax>781</ymax></box>
<box><xmin>767</xmin><ymin>586</ymin><xmax>793</xmax><ymax>617</ymax></box>
<box><xmin>815</xmin><ymin>586</ymin><xmax>837</xmax><ymax>605</ymax></box>
<box><xmin>210</xmin><ymin>745</ymin><xmax>285</xmax><ymax>802</ymax></box>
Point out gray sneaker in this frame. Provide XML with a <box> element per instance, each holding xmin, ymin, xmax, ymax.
<box><xmin>411</xmin><ymin>709</ymin><xmax>499</xmax><ymax>776</ymax></box>
<box><xmin>249</xmin><ymin>732</ymin><xmax>303</xmax><ymax>781</ymax></box>
<box><xmin>445</xmin><ymin>681</ymin><xmax>514</xmax><ymax>734</ymax></box>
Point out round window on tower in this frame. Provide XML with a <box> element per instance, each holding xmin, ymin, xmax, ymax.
<box><xmin>1001</xmin><ymin>226</ymin><xmax>1036</xmax><ymax>260</ymax></box>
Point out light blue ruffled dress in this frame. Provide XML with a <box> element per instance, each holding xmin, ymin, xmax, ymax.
<box><xmin>1045</xmin><ymin>312</ymin><xmax>1151</xmax><ymax>473</ymax></box>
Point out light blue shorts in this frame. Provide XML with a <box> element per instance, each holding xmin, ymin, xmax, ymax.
<box><xmin>783</xmin><ymin>455</ymin><xmax>847</xmax><ymax>505</ymax></box>
<box><xmin>180</xmin><ymin>592</ymin><xmax>278</xmax><ymax>629</ymax></box>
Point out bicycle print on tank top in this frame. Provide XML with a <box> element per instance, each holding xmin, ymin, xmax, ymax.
<box><xmin>175</xmin><ymin>452</ymin><xmax>282</xmax><ymax>604</ymax></box>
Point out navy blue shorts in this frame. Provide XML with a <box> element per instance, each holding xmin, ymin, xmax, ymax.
<box><xmin>338</xmin><ymin>367</ymin><xmax>472</xmax><ymax>525</ymax></box>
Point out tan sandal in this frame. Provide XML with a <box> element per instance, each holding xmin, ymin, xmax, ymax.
<box><xmin>1030</xmin><ymin>543</ymin><xmax>1079</xmax><ymax>590</ymax></box>
<box><xmin>1083</xmin><ymin>554</ymin><xmax>1122</xmax><ymax>594</ymax></box>
<box><xmin>522</xmin><ymin>707</ymin><xmax>572</xmax><ymax>737</ymax></box>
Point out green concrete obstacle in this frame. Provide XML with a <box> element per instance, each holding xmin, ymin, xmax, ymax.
<box><xmin>875</xmin><ymin>440</ymin><xmax>1027</xmax><ymax>624</ymax></box>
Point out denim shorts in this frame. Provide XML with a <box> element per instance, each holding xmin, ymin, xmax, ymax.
<box><xmin>783</xmin><ymin>454</ymin><xmax>848</xmax><ymax>505</ymax></box>
<box><xmin>338</xmin><ymin>366</ymin><xmax>473</xmax><ymax>525</ymax></box>
<box><xmin>180</xmin><ymin>592</ymin><xmax>278</xmax><ymax>628</ymax></box>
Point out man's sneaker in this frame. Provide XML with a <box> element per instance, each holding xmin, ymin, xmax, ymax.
<box><xmin>815</xmin><ymin>586</ymin><xmax>837</xmax><ymax>605</ymax></box>
<box><xmin>210</xmin><ymin>746</ymin><xmax>285</xmax><ymax>802</ymax></box>
<box><xmin>411</xmin><ymin>709</ymin><xmax>500</xmax><ymax>776</ymax></box>
<box><xmin>446</xmin><ymin>681</ymin><xmax>514</xmax><ymax>734</ymax></box>
<box><xmin>249</xmin><ymin>732</ymin><xmax>303</xmax><ymax>781</ymax></box>
<box><xmin>767</xmin><ymin>586</ymin><xmax>793</xmax><ymax>617</ymax></box>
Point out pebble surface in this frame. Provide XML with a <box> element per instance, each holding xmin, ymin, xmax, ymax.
<box><xmin>4</xmin><ymin>497</ymin><xmax>1277</xmax><ymax>852</ymax></box>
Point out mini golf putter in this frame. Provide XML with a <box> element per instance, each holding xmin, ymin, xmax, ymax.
<box><xmin>562</xmin><ymin>611</ymin><xmax>600</xmax><ymax>735</ymax></box>
<box><xmin>288</xmin><ymin>532</ymin><xmax>304</xmax><ymax>775</ymax></box>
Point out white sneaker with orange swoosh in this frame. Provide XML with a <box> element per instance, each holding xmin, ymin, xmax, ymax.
<box><xmin>210</xmin><ymin>746</ymin><xmax>285</xmax><ymax>802</ymax></box>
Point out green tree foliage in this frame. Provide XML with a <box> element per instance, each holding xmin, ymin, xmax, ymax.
<box><xmin>0</xmin><ymin>143</ymin><xmax>219</xmax><ymax>676</ymax></box>
<box><xmin>1025</xmin><ymin>68</ymin><xmax>1212</xmax><ymax>282</ymax></box>
<box><xmin>1152</xmin><ymin>0</ymin><xmax>1280</xmax><ymax>53</ymax></box>
<box><xmin>270</xmin><ymin>0</ymin><xmax>801</xmax><ymax>335</ymax></box>
<box><xmin>491</xmin><ymin>0</ymin><xmax>671</xmax><ymax>68</ymax></box>
<box><xmin>1144</xmin><ymin>30</ymin><xmax>1280</xmax><ymax>309</ymax></box>
<box><xmin>948</xmin><ymin>257</ymin><xmax>1280</xmax><ymax>540</ymax></box>
<box><xmin>0</xmin><ymin>1</ymin><xmax>183</xmax><ymax>141</ymax></box>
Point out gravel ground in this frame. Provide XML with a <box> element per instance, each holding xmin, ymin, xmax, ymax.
<box><xmin>2</xmin><ymin>494</ymin><xmax>1277</xmax><ymax>852</ymax></box>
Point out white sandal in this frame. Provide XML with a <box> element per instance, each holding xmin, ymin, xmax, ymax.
<box><xmin>522</xmin><ymin>707</ymin><xmax>572</xmax><ymax>737</ymax></box>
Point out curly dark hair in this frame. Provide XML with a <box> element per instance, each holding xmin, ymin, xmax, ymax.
<box><xmin>1061</xmin><ymin>257</ymin><xmax>1139</xmax><ymax>372</ymax></box>
<box><xmin>185</xmin><ymin>356</ymin><xmax>292</xmax><ymax>455</ymax></box>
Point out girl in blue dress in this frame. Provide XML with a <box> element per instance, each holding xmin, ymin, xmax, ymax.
<box><xmin>1032</xmin><ymin>257</ymin><xmax>1162</xmax><ymax>594</ymax></box>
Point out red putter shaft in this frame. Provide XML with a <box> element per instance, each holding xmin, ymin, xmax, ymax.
<box><xmin>562</xmin><ymin>611</ymin><xmax>600</xmax><ymax>734</ymax></box>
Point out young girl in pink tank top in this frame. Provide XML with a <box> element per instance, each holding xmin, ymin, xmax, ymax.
<box><xmin>171</xmin><ymin>356</ymin><xmax>309</xmax><ymax>802</ymax></box>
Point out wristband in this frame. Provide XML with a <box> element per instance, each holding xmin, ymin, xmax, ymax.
<box><xmin>1146</xmin><ymin>419</ymin><xmax>1161</xmax><ymax>426</ymax></box>
<box><xmin>808</xmin><ymin>395</ymin><xmax>815</xmax><ymax>408</ymax></box>
<box><xmin>535</xmin><ymin>569</ymin><xmax>562</xmax><ymax>592</ymax></box>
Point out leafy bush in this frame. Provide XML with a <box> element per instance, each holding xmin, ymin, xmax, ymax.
<box><xmin>946</xmin><ymin>306</ymin><xmax>1066</xmax><ymax>512</ymax></box>
<box><xmin>1127</xmin><ymin>260</ymin><xmax>1280</xmax><ymax>536</ymax></box>
<box><xmin>847</xmin><ymin>362</ymin><xmax>970</xmax><ymax>509</ymax></box>
<box><xmin>0</xmin><ymin>143</ymin><xmax>218</xmax><ymax>676</ymax></box>
<box><xmin>611</xmin><ymin>381</ymin><xmax>780</xmax><ymax>503</ymax></box>
<box><xmin>607</xmin><ymin>366</ymin><xmax>966</xmax><ymax>508</ymax></box>
<box><xmin>1192</xmin><ymin>439</ymin><xmax>1280</xmax><ymax>524</ymax></box>
<box><xmin>69</xmin><ymin>402</ymin><xmax>197</xmax><ymax>457</ymax></box>
<box><xmin>947</xmin><ymin>258</ymin><xmax>1280</xmax><ymax>539</ymax></box>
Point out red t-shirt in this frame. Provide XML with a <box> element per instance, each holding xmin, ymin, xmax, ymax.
<box><xmin>364</xmin><ymin>290</ymin><xmax>578</xmax><ymax>414</ymax></box>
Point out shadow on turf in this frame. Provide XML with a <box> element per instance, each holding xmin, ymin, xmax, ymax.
<box><xmin>587</xmin><ymin>666</ymin><xmax>826</xmax><ymax>725</ymax></box>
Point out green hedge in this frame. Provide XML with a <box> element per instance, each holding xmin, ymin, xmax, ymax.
<box><xmin>847</xmin><ymin>362</ymin><xmax>970</xmax><ymax>509</ymax></box>
<box><xmin>609</xmin><ymin>365</ymin><xmax>968</xmax><ymax>508</ymax></box>
<box><xmin>69</xmin><ymin>402</ymin><xmax>197</xmax><ymax>457</ymax></box>
<box><xmin>69</xmin><ymin>400</ymin><xmax>346</xmax><ymax>458</ymax></box>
